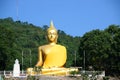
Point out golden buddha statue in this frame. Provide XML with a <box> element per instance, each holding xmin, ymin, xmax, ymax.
<box><xmin>27</xmin><ymin>21</ymin><xmax>78</xmax><ymax>75</ymax></box>
<box><xmin>35</xmin><ymin>21</ymin><xmax>67</xmax><ymax>68</ymax></box>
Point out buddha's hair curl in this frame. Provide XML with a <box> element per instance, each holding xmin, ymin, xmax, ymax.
<box><xmin>47</xmin><ymin>21</ymin><xmax>57</xmax><ymax>33</ymax></box>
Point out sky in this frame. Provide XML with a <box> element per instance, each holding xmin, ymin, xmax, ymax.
<box><xmin>0</xmin><ymin>0</ymin><xmax>120</xmax><ymax>37</ymax></box>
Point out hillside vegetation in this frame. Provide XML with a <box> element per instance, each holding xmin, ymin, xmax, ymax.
<box><xmin>0</xmin><ymin>17</ymin><xmax>120</xmax><ymax>76</ymax></box>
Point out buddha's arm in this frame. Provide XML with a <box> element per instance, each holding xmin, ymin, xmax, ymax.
<box><xmin>35</xmin><ymin>47</ymin><xmax>43</xmax><ymax>67</ymax></box>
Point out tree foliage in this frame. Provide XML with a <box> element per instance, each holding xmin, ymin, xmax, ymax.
<box><xmin>78</xmin><ymin>25</ymin><xmax>120</xmax><ymax>76</ymax></box>
<box><xmin>0</xmin><ymin>17</ymin><xmax>120</xmax><ymax>76</ymax></box>
<box><xmin>0</xmin><ymin>17</ymin><xmax>80</xmax><ymax>70</ymax></box>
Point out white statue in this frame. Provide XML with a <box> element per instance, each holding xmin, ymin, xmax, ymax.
<box><xmin>13</xmin><ymin>59</ymin><xmax>20</xmax><ymax>77</ymax></box>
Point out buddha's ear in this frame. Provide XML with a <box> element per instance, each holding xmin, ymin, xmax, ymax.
<box><xmin>55</xmin><ymin>35</ymin><xmax>58</xmax><ymax>43</ymax></box>
<box><xmin>56</xmin><ymin>34</ymin><xmax>58</xmax><ymax>38</ymax></box>
<box><xmin>45</xmin><ymin>35</ymin><xmax>49</xmax><ymax>42</ymax></box>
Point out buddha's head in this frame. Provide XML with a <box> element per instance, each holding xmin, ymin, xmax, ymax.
<box><xmin>47</xmin><ymin>21</ymin><xmax>58</xmax><ymax>43</ymax></box>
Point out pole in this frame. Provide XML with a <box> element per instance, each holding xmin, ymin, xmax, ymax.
<box><xmin>16</xmin><ymin>0</ymin><xmax>19</xmax><ymax>20</ymax></box>
<box><xmin>75</xmin><ymin>51</ymin><xmax>76</xmax><ymax>67</ymax></box>
<box><xmin>30</xmin><ymin>49</ymin><xmax>31</xmax><ymax>67</ymax></box>
<box><xmin>84</xmin><ymin>50</ymin><xmax>85</xmax><ymax>71</ymax></box>
<box><xmin>22</xmin><ymin>50</ymin><xmax>23</xmax><ymax>74</ymax></box>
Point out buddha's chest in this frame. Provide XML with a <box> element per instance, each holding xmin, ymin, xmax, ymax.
<box><xmin>42</xmin><ymin>46</ymin><xmax>59</xmax><ymax>55</ymax></box>
<box><xmin>41</xmin><ymin>45</ymin><xmax>66</xmax><ymax>68</ymax></box>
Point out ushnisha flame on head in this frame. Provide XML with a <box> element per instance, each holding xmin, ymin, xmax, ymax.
<box><xmin>47</xmin><ymin>21</ymin><xmax>57</xmax><ymax>33</ymax></box>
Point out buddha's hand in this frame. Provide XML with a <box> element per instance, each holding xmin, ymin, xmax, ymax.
<box><xmin>33</xmin><ymin>66</ymin><xmax>42</xmax><ymax>72</ymax></box>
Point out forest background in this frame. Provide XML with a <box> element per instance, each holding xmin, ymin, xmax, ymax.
<box><xmin>0</xmin><ymin>17</ymin><xmax>120</xmax><ymax>76</ymax></box>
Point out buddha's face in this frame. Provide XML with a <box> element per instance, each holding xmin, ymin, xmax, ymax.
<box><xmin>47</xmin><ymin>30</ymin><xmax>58</xmax><ymax>42</ymax></box>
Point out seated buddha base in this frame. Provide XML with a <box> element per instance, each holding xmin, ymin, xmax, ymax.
<box><xmin>27</xmin><ymin>67</ymin><xmax>78</xmax><ymax>76</ymax></box>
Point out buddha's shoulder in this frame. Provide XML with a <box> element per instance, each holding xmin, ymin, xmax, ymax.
<box><xmin>38</xmin><ymin>44</ymin><xmax>48</xmax><ymax>49</ymax></box>
<box><xmin>56</xmin><ymin>44</ymin><xmax>66</xmax><ymax>49</ymax></box>
<box><xmin>38</xmin><ymin>44</ymin><xmax>66</xmax><ymax>49</ymax></box>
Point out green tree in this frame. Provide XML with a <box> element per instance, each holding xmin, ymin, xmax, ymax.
<box><xmin>105</xmin><ymin>25</ymin><xmax>120</xmax><ymax>75</ymax></box>
<box><xmin>78</xmin><ymin>25</ymin><xmax>120</xmax><ymax>76</ymax></box>
<box><xmin>0</xmin><ymin>26</ymin><xmax>16</xmax><ymax>70</ymax></box>
<box><xmin>0</xmin><ymin>17</ymin><xmax>80</xmax><ymax>70</ymax></box>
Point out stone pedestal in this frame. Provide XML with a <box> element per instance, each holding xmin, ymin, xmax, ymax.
<box><xmin>13</xmin><ymin>59</ymin><xmax>20</xmax><ymax>77</ymax></box>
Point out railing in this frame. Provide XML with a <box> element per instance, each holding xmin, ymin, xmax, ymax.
<box><xmin>0</xmin><ymin>70</ymin><xmax>105</xmax><ymax>80</ymax></box>
<box><xmin>0</xmin><ymin>71</ymin><xmax>27</xmax><ymax>76</ymax></box>
<box><xmin>0</xmin><ymin>70</ymin><xmax>105</xmax><ymax>76</ymax></box>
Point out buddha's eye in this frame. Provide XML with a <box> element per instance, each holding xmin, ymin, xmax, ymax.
<box><xmin>48</xmin><ymin>32</ymin><xmax>56</xmax><ymax>35</ymax></box>
<box><xmin>52</xmin><ymin>33</ymin><xmax>56</xmax><ymax>35</ymax></box>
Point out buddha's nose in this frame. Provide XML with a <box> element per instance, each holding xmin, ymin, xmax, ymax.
<box><xmin>50</xmin><ymin>35</ymin><xmax>53</xmax><ymax>38</ymax></box>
